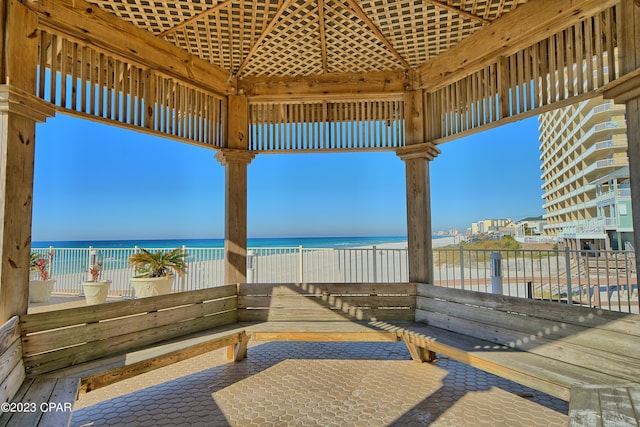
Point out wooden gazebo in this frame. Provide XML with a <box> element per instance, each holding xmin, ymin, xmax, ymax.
<box><xmin>1</xmin><ymin>0</ymin><xmax>640</xmax><ymax>423</ymax></box>
<box><xmin>2</xmin><ymin>0</ymin><xmax>639</xmax><ymax>319</ymax></box>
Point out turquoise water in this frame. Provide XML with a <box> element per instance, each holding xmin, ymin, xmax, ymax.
<box><xmin>32</xmin><ymin>235</ymin><xmax>418</xmax><ymax>250</ymax></box>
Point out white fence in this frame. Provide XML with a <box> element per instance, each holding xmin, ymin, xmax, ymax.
<box><xmin>32</xmin><ymin>245</ymin><xmax>637</xmax><ymax>313</ymax></box>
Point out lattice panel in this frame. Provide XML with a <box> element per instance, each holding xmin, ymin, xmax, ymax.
<box><xmin>249</xmin><ymin>99</ymin><xmax>405</xmax><ymax>151</ymax></box>
<box><xmin>36</xmin><ymin>30</ymin><xmax>226</xmax><ymax>148</ymax></box>
<box><xmin>90</xmin><ymin>0</ymin><xmax>532</xmax><ymax>78</ymax></box>
<box><xmin>359</xmin><ymin>0</ymin><xmax>484</xmax><ymax>66</ymax></box>
<box><xmin>165</xmin><ymin>0</ymin><xmax>281</xmax><ymax>73</ymax></box>
<box><xmin>322</xmin><ymin>0</ymin><xmax>404</xmax><ymax>73</ymax></box>
<box><xmin>429</xmin><ymin>5</ymin><xmax>620</xmax><ymax>141</ymax></box>
<box><xmin>450</xmin><ymin>0</ymin><xmax>526</xmax><ymax>21</ymax></box>
<box><xmin>92</xmin><ymin>0</ymin><xmax>221</xmax><ymax>35</ymax></box>
<box><xmin>242</xmin><ymin>0</ymin><xmax>325</xmax><ymax>76</ymax></box>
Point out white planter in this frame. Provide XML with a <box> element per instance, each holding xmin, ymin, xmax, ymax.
<box><xmin>130</xmin><ymin>276</ymin><xmax>175</xmax><ymax>298</ymax></box>
<box><xmin>29</xmin><ymin>279</ymin><xmax>56</xmax><ymax>303</ymax></box>
<box><xmin>83</xmin><ymin>280</ymin><xmax>111</xmax><ymax>305</ymax></box>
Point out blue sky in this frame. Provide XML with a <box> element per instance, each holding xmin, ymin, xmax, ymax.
<box><xmin>32</xmin><ymin>114</ymin><xmax>544</xmax><ymax>241</ymax></box>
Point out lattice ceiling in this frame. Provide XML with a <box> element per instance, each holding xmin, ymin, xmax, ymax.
<box><xmin>92</xmin><ymin>0</ymin><xmax>528</xmax><ymax>78</ymax></box>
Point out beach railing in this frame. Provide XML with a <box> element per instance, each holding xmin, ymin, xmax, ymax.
<box><xmin>433</xmin><ymin>247</ymin><xmax>638</xmax><ymax>313</ymax></box>
<box><xmin>31</xmin><ymin>245</ymin><xmax>637</xmax><ymax>313</ymax></box>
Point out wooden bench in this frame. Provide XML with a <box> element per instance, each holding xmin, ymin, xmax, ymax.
<box><xmin>569</xmin><ymin>384</ymin><xmax>640</xmax><ymax>426</ymax></box>
<box><xmin>0</xmin><ymin>317</ymin><xmax>78</xmax><ymax>427</ymax></box>
<box><xmin>397</xmin><ymin>284</ymin><xmax>640</xmax><ymax>402</ymax></box>
<box><xmin>237</xmin><ymin>283</ymin><xmax>416</xmax><ymax>343</ymax></box>
<box><xmin>9</xmin><ymin>281</ymin><xmax>639</xmax><ymax>424</ymax></box>
<box><xmin>19</xmin><ymin>285</ymin><xmax>248</xmax><ymax>394</ymax></box>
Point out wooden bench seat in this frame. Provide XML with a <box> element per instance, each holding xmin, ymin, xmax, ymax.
<box><xmin>41</xmin><ymin>324</ymin><xmax>250</xmax><ymax>394</ymax></box>
<box><xmin>1</xmin><ymin>317</ymin><xmax>79</xmax><ymax>427</ymax></box>
<box><xmin>393</xmin><ymin>321</ymin><xmax>634</xmax><ymax>401</ymax></box>
<box><xmin>569</xmin><ymin>384</ymin><xmax>640</xmax><ymax>426</ymax></box>
<box><xmin>0</xmin><ymin>377</ymin><xmax>79</xmax><ymax>427</ymax></box>
<box><xmin>244</xmin><ymin>321</ymin><xmax>402</xmax><ymax>342</ymax></box>
<box><xmin>405</xmin><ymin>284</ymin><xmax>640</xmax><ymax>401</ymax></box>
<box><xmin>18</xmin><ymin>286</ymin><xmax>245</xmax><ymax>398</ymax></box>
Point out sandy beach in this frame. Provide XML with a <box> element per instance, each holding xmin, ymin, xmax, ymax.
<box><xmin>355</xmin><ymin>235</ymin><xmax>460</xmax><ymax>249</ymax></box>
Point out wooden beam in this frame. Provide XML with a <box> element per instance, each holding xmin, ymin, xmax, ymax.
<box><xmin>238</xmin><ymin>70</ymin><xmax>408</xmax><ymax>98</ymax></box>
<box><xmin>343</xmin><ymin>0</ymin><xmax>410</xmax><ymax>70</ymax></box>
<box><xmin>236</xmin><ymin>0</ymin><xmax>296</xmax><ymax>77</ymax></box>
<box><xmin>416</xmin><ymin>0</ymin><xmax>619</xmax><ymax>91</ymax></box>
<box><xmin>424</xmin><ymin>0</ymin><xmax>489</xmax><ymax>25</ymax></box>
<box><xmin>0</xmin><ymin>2</ymin><xmax>54</xmax><ymax>323</ymax></box>
<box><xmin>22</xmin><ymin>0</ymin><xmax>233</xmax><ymax>96</ymax></box>
<box><xmin>158</xmin><ymin>0</ymin><xmax>232</xmax><ymax>38</ymax></box>
<box><xmin>618</xmin><ymin>0</ymin><xmax>640</xmax><ymax>304</ymax></box>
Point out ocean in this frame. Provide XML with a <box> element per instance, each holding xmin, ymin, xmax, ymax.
<box><xmin>31</xmin><ymin>235</ymin><xmax>416</xmax><ymax>250</ymax></box>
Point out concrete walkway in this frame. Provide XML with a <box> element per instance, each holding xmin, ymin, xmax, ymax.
<box><xmin>71</xmin><ymin>341</ymin><xmax>568</xmax><ymax>427</ymax></box>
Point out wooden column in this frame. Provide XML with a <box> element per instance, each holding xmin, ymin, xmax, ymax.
<box><xmin>397</xmin><ymin>91</ymin><xmax>441</xmax><ymax>284</ymax></box>
<box><xmin>215</xmin><ymin>96</ymin><xmax>254</xmax><ymax>284</ymax></box>
<box><xmin>604</xmin><ymin>0</ymin><xmax>640</xmax><ymax>280</ymax></box>
<box><xmin>0</xmin><ymin>2</ymin><xmax>54</xmax><ymax>322</ymax></box>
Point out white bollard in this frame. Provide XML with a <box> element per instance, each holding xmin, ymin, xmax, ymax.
<box><xmin>491</xmin><ymin>251</ymin><xmax>503</xmax><ymax>295</ymax></box>
<box><xmin>246</xmin><ymin>250</ymin><xmax>255</xmax><ymax>283</ymax></box>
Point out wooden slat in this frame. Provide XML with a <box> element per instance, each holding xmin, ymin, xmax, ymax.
<box><xmin>416</xmin><ymin>284</ymin><xmax>640</xmax><ymax>335</ymax></box>
<box><xmin>417</xmin><ymin>296</ymin><xmax>640</xmax><ymax>359</ymax></box>
<box><xmin>569</xmin><ymin>386</ymin><xmax>603</xmax><ymax>426</ymax></box>
<box><xmin>416</xmin><ymin>0</ymin><xmax>619</xmax><ymax>91</ymax></box>
<box><xmin>79</xmin><ymin>331</ymin><xmax>247</xmax><ymax>393</ymax></box>
<box><xmin>42</xmin><ymin>324</ymin><xmax>250</xmax><ymax>381</ymax></box>
<box><xmin>417</xmin><ymin>303</ymin><xmax>640</xmax><ymax>382</ymax></box>
<box><xmin>25</xmin><ymin>0</ymin><xmax>232</xmax><ymax>95</ymax></box>
<box><xmin>0</xmin><ymin>360</ymin><xmax>25</xmax><ymax>405</ymax></box>
<box><xmin>24</xmin><ymin>310</ymin><xmax>238</xmax><ymax>376</ymax></box>
<box><xmin>21</xmin><ymin>285</ymin><xmax>237</xmax><ymax>333</ymax></box>
<box><xmin>245</xmin><ymin>321</ymin><xmax>400</xmax><ymax>342</ymax></box>
<box><xmin>238</xmin><ymin>283</ymin><xmax>415</xmax><ymax>297</ymax></box>
<box><xmin>0</xmin><ymin>377</ymin><xmax>79</xmax><ymax>427</ymax></box>
<box><xmin>0</xmin><ymin>317</ymin><xmax>20</xmax><ymax>355</ymax></box>
<box><xmin>37</xmin><ymin>378</ymin><xmax>80</xmax><ymax>427</ymax></box>
<box><xmin>238</xmin><ymin>307</ymin><xmax>414</xmax><ymax>322</ymax></box>
<box><xmin>396</xmin><ymin>322</ymin><xmax>633</xmax><ymax>401</ymax></box>
<box><xmin>22</xmin><ymin>297</ymin><xmax>238</xmax><ymax>355</ymax></box>
<box><xmin>239</xmin><ymin>295</ymin><xmax>416</xmax><ymax>309</ymax></box>
<box><xmin>569</xmin><ymin>385</ymin><xmax>640</xmax><ymax>427</ymax></box>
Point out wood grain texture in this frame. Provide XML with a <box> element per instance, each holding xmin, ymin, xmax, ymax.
<box><xmin>22</xmin><ymin>0</ymin><xmax>232</xmax><ymax>95</ymax></box>
<box><xmin>20</xmin><ymin>285</ymin><xmax>237</xmax><ymax>333</ymax></box>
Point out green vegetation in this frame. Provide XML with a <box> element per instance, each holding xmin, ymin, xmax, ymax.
<box><xmin>434</xmin><ymin>236</ymin><xmax>555</xmax><ymax>265</ymax></box>
<box><xmin>461</xmin><ymin>235</ymin><xmax>521</xmax><ymax>250</ymax></box>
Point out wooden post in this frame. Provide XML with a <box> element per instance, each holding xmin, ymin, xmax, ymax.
<box><xmin>397</xmin><ymin>91</ymin><xmax>441</xmax><ymax>284</ymax></box>
<box><xmin>604</xmin><ymin>0</ymin><xmax>640</xmax><ymax>281</ymax></box>
<box><xmin>215</xmin><ymin>95</ymin><xmax>254</xmax><ymax>284</ymax></box>
<box><xmin>0</xmin><ymin>1</ymin><xmax>54</xmax><ymax>322</ymax></box>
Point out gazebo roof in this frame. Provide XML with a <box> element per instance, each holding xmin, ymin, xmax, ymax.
<box><xmin>91</xmin><ymin>0</ymin><xmax>525</xmax><ymax>79</ymax></box>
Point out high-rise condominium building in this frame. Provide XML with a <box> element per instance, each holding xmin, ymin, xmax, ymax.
<box><xmin>538</xmin><ymin>96</ymin><xmax>632</xmax><ymax>251</ymax></box>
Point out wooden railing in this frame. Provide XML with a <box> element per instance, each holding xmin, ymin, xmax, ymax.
<box><xmin>35</xmin><ymin>30</ymin><xmax>226</xmax><ymax>148</ymax></box>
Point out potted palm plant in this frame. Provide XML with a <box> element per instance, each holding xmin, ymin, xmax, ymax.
<box><xmin>82</xmin><ymin>252</ymin><xmax>111</xmax><ymax>305</ymax></box>
<box><xmin>29</xmin><ymin>251</ymin><xmax>55</xmax><ymax>303</ymax></box>
<box><xmin>128</xmin><ymin>248</ymin><xmax>187</xmax><ymax>298</ymax></box>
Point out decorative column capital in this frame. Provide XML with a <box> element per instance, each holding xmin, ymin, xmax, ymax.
<box><xmin>396</xmin><ymin>142</ymin><xmax>441</xmax><ymax>162</ymax></box>
<box><xmin>214</xmin><ymin>149</ymin><xmax>256</xmax><ymax>166</ymax></box>
<box><xmin>0</xmin><ymin>86</ymin><xmax>55</xmax><ymax>122</ymax></box>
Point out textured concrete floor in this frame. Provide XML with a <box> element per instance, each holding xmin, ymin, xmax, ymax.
<box><xmin>71</xmin><ymin>341</ymin><xmax>568</xmax><ymax>426</ymax></box>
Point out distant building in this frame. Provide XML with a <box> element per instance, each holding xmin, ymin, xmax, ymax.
<box><xmin>538</xmin><ymin>96</ymin><xmax>632</xmax><ymax>250</ymax></box>
<box><xmin>469</xmin><ymin>218</ymin><xmax>513</xmax><ymax>236</ymax></box>
<box><xmin>515</xmin><ymin>217</ymin><xmax>546</xmax><ymax>237</ymax></box>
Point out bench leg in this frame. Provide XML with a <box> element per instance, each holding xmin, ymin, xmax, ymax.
<box><xmin>402</xmin><ymin>335</ymin><xmax>436</xmax><ymax>363</ymax></box>
<box><xmin>226</xmin><ymin>333</ymin><xmax>250</xmax><ymax>362</ymax></box>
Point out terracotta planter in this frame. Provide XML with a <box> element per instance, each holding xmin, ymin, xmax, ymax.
<box><xmin>29</xmin><ymin>279</ymin><xmax>55</xmax><ymax>303</ymax></box>
<box><xmin>130</xmin><ymin>276</ymin><xmax>174</xmax><ymax>298</ymax></box>
<box><xmin>83</xmin><ymin>280</ymin><xmax>111</xmax><ymax>305</ymax></box>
